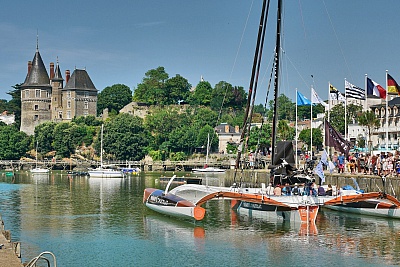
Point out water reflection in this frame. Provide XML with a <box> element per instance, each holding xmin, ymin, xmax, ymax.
<box><xmin>0</xmin><ymin>171</ymin><xmax>399</xmax><ymax>266</ymax></box>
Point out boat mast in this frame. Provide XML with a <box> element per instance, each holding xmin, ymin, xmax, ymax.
<box><xmin>271</xmin><ymin>0</ymin><xmax>282</xmax><ymax>165</ymax></box>
<box><xmin>100</xmin><ymin>124</ymin><xmax>104</xmax><ymax>169</ymax></box>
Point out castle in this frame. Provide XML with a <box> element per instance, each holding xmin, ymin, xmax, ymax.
<box><xmin>20</xmin><ymin>45</ymin><xmax>98</xmax><ymax>135</ymax></box>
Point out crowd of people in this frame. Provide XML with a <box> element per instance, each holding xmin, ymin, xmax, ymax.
<box><xmin>264</xmin><ymin>182</ymin><xmax>336</xmax><ymax>196</ymax></box>
<box><xmin>331</xmin><ymin>151</ymin><xmax>400</xmax><ymax>176</ymax></box>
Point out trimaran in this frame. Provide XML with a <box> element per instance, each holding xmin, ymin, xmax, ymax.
<box><xmin>143</xmin><ymin>0</ymin><xmax>400</xmax><ymax>222</ymax></box>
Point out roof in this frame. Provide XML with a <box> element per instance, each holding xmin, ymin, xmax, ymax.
<box><xmin>52</xmin><ymin>62</ymin><xmax>64</xmax><ymax>81</ymax></box>
<box><xmin>22</xmin><ymin>50</ymin><xmax>50</xmax><ymax>88</ymax></box>
<box><xmin>63</xmin><ymin>69</ymin><xmax>97</xmax><ymax>91</ymax></box>
<box><xmin>370</xmin><ymin>96</ymin><xmax>400</xmax><ymax>108</ymax></box>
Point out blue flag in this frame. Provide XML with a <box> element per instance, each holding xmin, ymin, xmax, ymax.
<box><xmin>297</xmin><ymin>91</ymin><xmax>312</xmax><ymax>106</ymax></box>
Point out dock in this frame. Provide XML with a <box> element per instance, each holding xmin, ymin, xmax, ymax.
<box><xmin>0</xmin><ymin>216</ymin><xmax>22</xmax><ymax>267</ymax></box>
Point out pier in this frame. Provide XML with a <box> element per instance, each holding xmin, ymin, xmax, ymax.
<box><xmin>0</xmin><ymin>215</ymin><xmax>22</xmax><ymax>267</ymax></box>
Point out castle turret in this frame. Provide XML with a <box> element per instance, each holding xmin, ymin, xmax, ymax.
<box><xmin>20</xmin><ymin>47</ymin><xmax>52</xmax><ymax>135</ymax></box>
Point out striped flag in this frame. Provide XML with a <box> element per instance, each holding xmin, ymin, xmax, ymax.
<box><xmin>387</xmin><ymin>73</ymin><xmax>400</xmax><ymax>95</ymax></box>
<box><xmin>367</xmin><ymin>77</ymin><xmax>386</xmax><ymax>99</ymax></box>
<box><xmin>345</xmin><ymin>80</ymin><xmax>365</xmax><ymax>99</ymax></box>
<box><xmin>329</xmin><ymin>84</ymin><xmax>345</xmax><ymax>102</ymax></box>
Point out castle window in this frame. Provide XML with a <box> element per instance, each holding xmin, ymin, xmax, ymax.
<box><xmin>83</xmin><ymin>111</ymin><xmax>88</xmax><ymax>116</ymax></box>
<box><xmin>67</xmin><ymin>91</ymin><xmax>71</xmax><ymax>98</ymax></box>
<box><xmin>35</xmin><ymin>90</ymin><xmax>40</xmax><ymax>98</ymax></box>
<box><xmin>67</xmin><ymin>111</ymin><xmax>71</xmax><ymax>119</ymax></box>
<box><xmin>67</xmin><ymin>101</ymin><xmax>71</xmax><ymax>108</ymax></box>
<box><xmin>25</xmin><ymin>90</ymin><xmax>29</xmax><ymax>98</ymax></box>
<box><xmin>84</xmin><ymin>91</ymin><xmax>89</xmax><ymax>98</ymax></box>
<box><xmin>58</xmin><ymin>111</ymin><xmax>63</xmax><ymax>119</ymax></box>
<box><xmin>34</xmin><ymin>115</ymin><xmax>38</xmax><ymax>121</ymax></box>
<box><xmin>34</xmin><ymin>104</ymin><xmax>38</xmax><ymax>111</ymax></box>
<box><xmin>84</xmin><ymin>101</ymin><xmax>88</xmax><ymax>109</ymax></box>
<box><xmin>48</xmin><ymin>105</ymin><xmax>51</xmax><ymax>110</ymax></box>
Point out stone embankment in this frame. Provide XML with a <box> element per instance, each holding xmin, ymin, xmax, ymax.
<box><xmin>0</xmin><ymin>215</ymin><xmax>22</xmax><ymax>267</ymax></box>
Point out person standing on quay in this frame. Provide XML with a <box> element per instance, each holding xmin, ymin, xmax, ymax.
<box><xmin>338</xmin><ymin>153</ymin><xmax>345</xmax><ymax>173</ymax></box>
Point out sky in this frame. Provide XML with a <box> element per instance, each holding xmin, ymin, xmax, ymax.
<box><xmin>1</xmin><ymin>0</ymin><xmax>400</xmax><ymax>105</ymax></box>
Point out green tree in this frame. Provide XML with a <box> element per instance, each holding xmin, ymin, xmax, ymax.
<box><xmin>196</xmin><ymin>125</ymin><xmax>218</xmax><ymax>152</ymax></box>
<box><xmin>53</xmin><ymin>122</ymin><xmax>73</xmax><ymax>157</ymax></box>
<box><xmin>133</xmin><ymin>67</ymin><xmax>169</xmax><ymax>105</ymax></box>
<box><xmin>188</xmin><ymin>81</ymin><xmax>212</xmax><ymax>106</ymax></box>
<box><xmin>298</xmin><ymin>128</ymin><xmax>323</xmax><ymax>150</ymax></box>
<box><xmin>0</xmin><ymin>124</ymin><xmax>30</xmax><ymax>159</ymax></box>
<box><xmin>267</xmin><ymin>94</ymin><xmax>295</xmax><ymax>121</ymax></box>
<box><xmin>210</xmin><ymin>81</ymin><xmax>247</xmax><ymax>111</ymax></box>
<box><xmin>34</xmin><ymin>121</ymin><xmax>57</xmax><ymax>154</ymax></box>
<box><xmin>164</xmin><ymin>74</ymin><xmax>191</xmax><ymax>105</ymax></box>
<box><xmin>358</xmin><ymin>110</ymin><xmax>380</xmax><ymax>152</ymax></box>
<box><xmin>97</xmin><ymin>84</ymin><xmax>132</xmax><ymax>116</ymax></box>
<box><xmin>248</xmin><ymin>124</ymin><xmax>272</xmax><ymax>153</ymax></box>
<box><xmin>102</xmin><ymin>114</ymin><xmax>151</xmax><ymax>160</ymax></box>
<box><xmin>326</xmin><ymin>103</ymin><xmax>345</xmax><ymax>134</ymax></box>
<box><xmin>5</xmin><ymin>84</ymin><xmax>22</xmax><ymax>128</ymax></box>
<box><xmin>72</xmin><ymin>115</ymin><xmax>103</xmax><ymax>126</ymax></box>
<box><xmin>277</xmin><ymin>120</ymin><xmax>294</xmax><ymax>141</ymax></box>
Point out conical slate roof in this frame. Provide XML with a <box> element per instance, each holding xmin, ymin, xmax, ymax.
<box><xmin>52</xmin><ymin>62</ymin><xmax>64</xmax><ymax>81</ymax></box>
<box><xmin>22</xmin><ymin>50</ymin><xmax>50</xmax><ymax>88</ymax></box>
<box><xmin>64</xmin><ymin>69</ymin><xmax>97</xmax><ymax>91</ymax></box>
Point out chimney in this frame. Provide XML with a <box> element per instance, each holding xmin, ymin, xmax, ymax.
<box><xmin>225</xmin><ymin>125</ymin><xmax>229</xmax><ymax>133</ymax></box>
<box><xmin>49</xmin><ymin>62</ymin><xmax>54</xmax><ymax>79</ymax></box>
<box><xmin>27</xmin><ymin>61</ymin><xmax>32</xmax><ymax>75</ymax></box>
<box><xmin>235</xmin><ymin>125</ymin><xmax>239</xmax><ymax>133</ymax></box>
<box><xmin>65</xmin><ymin>70</ymin><xmax>70</xmax><ymax>84</ymax></box>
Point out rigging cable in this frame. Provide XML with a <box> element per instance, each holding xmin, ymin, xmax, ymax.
<box><xmin>233</xmin><ymin>0</ymin><xmax>270</xmax><ymax>185</ymax></box>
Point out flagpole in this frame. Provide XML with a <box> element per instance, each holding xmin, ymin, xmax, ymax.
<box><xmin>386</xmin><ymin>70</ymin><xmax>389</xmax><ymax>152</ymax></box>
<box><xmin>310</xmin><ymin>86</ymin><xmax>313</xmax><ymax>156</ymax></box>
<box><xmin>295</xmin><ymin>88</ymin><xmax>298</xmax><ymax>168</ymax></box>
<box><xmin>344</xmin><ymin>79</ymin><xmax>347</xmax><ymax>141</ymax></box>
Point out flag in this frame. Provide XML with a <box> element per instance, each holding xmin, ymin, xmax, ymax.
<box><xmin>328</xmin><ymin>161</ymin><xmax>336</xmax><ymax>174</ymax></box>
<box><xmin>367</xmin><ymin>77</ymin><xmax>386</xmax><ymax>99</ymax></box>
<box><xmin>314</xmin><ymin>161</ymin><xmax>325</xmax><ymax>184</ymax></box>
<box><xmin>345</xmin><ymin>80</ymin><xmax>365</xmax><ymax>100</ymax></box>
<box><xmin>321</xmin><ymin>149</ymin><xmax>328</xmax><ymax>165</ymax></box>
<box><xmin>311</xmin><ymin>88</ymin><xmax>328</xmax><ymax>107</ymax></box>
<box><xmin>297</xmin><ymin>91</ymin><xmax>312</xmax><ymax>106</ymax></box>
<box><xmin>329</xmin><ymin>84</ymin><xmax>345</xmax><ymax>102</ymax></box>
<box><xmin>324</xmin><ymin>119</ymin><xmax>351</xmax><ymax>156</ymax></box>
<box><xmin>387</xmin><ymin>73</ymin><xmax>400</xmax><ymax>95</ymax></box>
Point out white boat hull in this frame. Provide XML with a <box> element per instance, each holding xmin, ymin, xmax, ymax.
<box><xmin>88</xmin><ymin>169</ymin><xmax>124</xmax><ymax>178</ymax></box>
<box><xmin>30</xmin><ymin>168</ymin><xmax>49</xmax><ymax>173</ymax></box>
<box><xmin>324</xmin><ymin>204</ymin><xmax>400</xmax><ymax>219</ymax></box>
<box><xmin>145</xmin><ymin>202</ymin><xmax>201</xmax><ymax>220</ymax></box>
<box><xmin>192</xmin><ymin>167</ymin><xmax>225</xmax><ymax>173</ymax></box>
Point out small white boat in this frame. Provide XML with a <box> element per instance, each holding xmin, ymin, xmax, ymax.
<box><xmin>88</xmin><ymin>124</ymin><xmax>124</xmax><ymax>178</ymax></box>
<box><xmin>192</xmin><ymin>166</ymin><xmax>225</xmax><ymax>173</ymax></box>
<box><xmin>88</xmin><ymin>168</ymin><xmax>124</xmax><ymax>178</ymax></box>
<box><xmin>30</xmin><ymin>167</ymin><xmax>49</xmax><ymax>174</ymax></box>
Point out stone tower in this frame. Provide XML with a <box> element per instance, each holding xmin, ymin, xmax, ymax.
<box><xmin>20</xmin><ymin>46</ymin><xmax>52</xmax><ymax>135</ymax></box>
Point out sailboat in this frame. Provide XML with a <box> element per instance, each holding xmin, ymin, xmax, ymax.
<box><xmin>88</xmin><ymin>124</ymin><xmax>124</xmax><ymax>178</ymax></box>
<box><xmin>30</xmin><ymin>141</ymin><xmax>49</xmax><ymax>174</ymax></box>
<box><xmin>192</xmin><ymin>133</ymin><xmax>225</xmax><ymax>173</ymax></box>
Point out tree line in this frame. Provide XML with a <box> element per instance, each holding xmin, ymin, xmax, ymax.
<box><xmin>0</xmin><ymin>66</ymin><xmax>379</xmax><ymax>160</ymax></box>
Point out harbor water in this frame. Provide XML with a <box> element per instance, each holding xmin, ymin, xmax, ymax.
<box><xmin>0</xmin><ymin>171</ymin><xmax>399</xmax><ymax>266</ymax></box>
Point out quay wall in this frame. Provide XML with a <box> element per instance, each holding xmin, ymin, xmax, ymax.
<box><xmin>0</xmin><ymin>214</ymin><xmax>22</xmax><ymax>267</ymax></box>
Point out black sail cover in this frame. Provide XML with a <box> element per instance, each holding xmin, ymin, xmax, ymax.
<box><xmin>271</xmin><ymin>141</ymin><xmax>295</xmax><ymax>175</ymax></box>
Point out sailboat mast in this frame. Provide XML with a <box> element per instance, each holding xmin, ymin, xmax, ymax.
<box><xmin>100</xmin><ymin>124</ymin><xmax>104</xmax><ymax>169</ymax></box>
<box><xmin>271</xmin><ymin>0</ymin><xmax>282</xmax><ymax>165</ymax></box>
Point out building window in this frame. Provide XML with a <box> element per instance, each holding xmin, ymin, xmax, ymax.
<box><xmin>83</xmin><ymin>111</ymin><xmax>88</xmax><ymax>116</ymax></box>
<box><xmin>35</xmin><ymin>90</ymin><xmax>40</xmax><ymax>98</ymax></box>
<box><xmin>58</xmin><ymin>111</ymin><xmax>63</xmax><ymax>119</ymax></box>
<box><xmin>25</xmin><ymin>90</ymin><xmax>29</xmax><ymax>98</ymax></box>
<box><xmin>34</xmin><ymin>104</ymin><xmax>38</xmax><ymax>111</ymax></box>
<box><xmin>67</xmin><ymin>91</ymin><xmax>71</xmax><ymax>98</ymax></box>
<box><xmin>67</xmin><ymin>101</ymin><xmax>71</xmax><ymax>108</ymax></box>
<box><xmin>84</xmin><ymin>91</ymin><xmax>89</xmax><ymax>98</ymax></box>
<box><xmin>34</xmin><ymin>115</ymin><xmax>38</xmax><ymax>121</ymax></box>
<box><xmin>84</xmin><ymin>101</ymin><xmax>88</xmax><ymax>109</ymax></box>
<box><xmin>48</xmin><ymin>105</ymin><xmax>51</xmax><ymax>110</ymax></box>
<box><xmin>67</xmin><ymin>111</ymin><xmax>71</xmax><ymax>119</ymax></box>
<box><xmin>47</xmin><ymin>91</ymin><xmax>51</xmax><ymax>98</ymax></box>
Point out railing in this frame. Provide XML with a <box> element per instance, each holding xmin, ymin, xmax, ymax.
<box><xmin>25</xmin><ymin>251</ymin><xmax>57</xmax><ymax>267</ymax></box>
